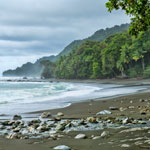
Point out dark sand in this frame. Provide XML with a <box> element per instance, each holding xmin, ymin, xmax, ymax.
<box><xmin>1</xmin><ymin>79</ymin><xmax>150</xmax><ymax>150</ymax></box>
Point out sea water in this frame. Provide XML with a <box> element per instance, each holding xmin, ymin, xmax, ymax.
<box><xmin>0</xmin><ymin>77</ymin><xmax>149</xmax><ymax>115</ymax></box>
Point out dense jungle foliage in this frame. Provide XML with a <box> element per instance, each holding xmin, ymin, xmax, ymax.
<box><xmin>54</xmin><ymin>29</ymin><xmax>150</xmax><ymax>79</ymax></box>
<box><xmin>106</xmin><ymin>0</ymin><xmax>150</xmax><ymax>35</ymax></box>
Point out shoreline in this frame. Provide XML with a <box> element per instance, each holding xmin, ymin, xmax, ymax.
<box><xmin>0</xmin><ymin>91</ymin><xmax>150</xmax><ymax>149</ymax></box>
<box><xmin>1</xmin><ymin>79</ymin><xmax>150</xmax><ymax>149</ymax></box>
<box><xmin>30</xmin><ymin>91</ymin><xmax>150</xmax><ymax>120</ymax></box>
<box><xmin>2</xmin><ymin>78</ymin><xmax>150</xmax><ymax>116</ymax></box>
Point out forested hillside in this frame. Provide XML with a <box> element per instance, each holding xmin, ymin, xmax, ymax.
<box><xmin>55</xmin><ymin>29</ymin><xmax>150</xmax><ymax>79</ymax></box>
<box><xmin>3</xmin><ymin>55</ymin><xmax>56</xmax><ymax>77</ymax></box>
<box><xmin>3</xmin><ymin>24</ymin><xmax>129</xmax><ymax>77</ymax></box>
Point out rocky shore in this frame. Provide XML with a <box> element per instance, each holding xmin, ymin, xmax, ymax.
<box><xmin>0</xmin><ymin>92</ymin><xmax>150</xmax><ymax>149</ymax></box>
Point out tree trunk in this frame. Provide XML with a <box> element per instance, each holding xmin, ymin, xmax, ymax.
<box><xmin>141</xmin><ymin>57</ymin><xmax>145</xmax><ymax>71</ymax></box>
<box><xmin>121</xmin><ymin>71</ymin><xmax>127</xmax><ymax>78</ymax></box>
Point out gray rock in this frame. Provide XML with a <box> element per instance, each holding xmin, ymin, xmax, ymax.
<box><xmin>96</xmin><ymin>110</ymin><xmax>112</xmax><ymax>115</ymax></box>
<box><xmin>13</xmin><ymin>115</ymin><xmax>22</xmax><ymax>120</ymax></box>
<box><xmin>75</xmin><ymin>134</ymin><xmax>86</xmax><ymax>139</ymax></box>
<box><xmin>122</xmin><ymin>118</ymin><xmax>129</xmax><ymax>124</ymax></box>
<box><xmin>101</xmin><ymin>131</ymin><xmax>110</xmax><ymax>138</ymax></box>
<box><xmin>57</xmin><ymin>112</ymin><xmax>64</xmax><ymax>117</ymax></box>
<box><xmin>55</xmin><ymin>123</ymin><xmax>66</xmax><ymax>131</ymax></box>
<box><xmin>41</xmin><ymin>112</ymin><xmax>51</xmax><ymax>118</ymax></box>
<box><xmin>87</xmin><ymin>117</ymin><xmax>97</xmax><ymax>123</ymax></box>
<box><xmin>121</xmin><ymin>144</ymin><xmax>130</xmax><ymax>148</ymax></box>
<box><xmin>37</xmin><ymin>126</ymin><xmax>50</xmax><ymax>132</ymax></box>
<box><xmin>92</xmin><ymin>136</ymin><xmax>101</xmax><ymax>140</ymax></box>
<box><xmin>13</xmin><ymin>127</ymin><xmax>21</xmax><ymax>132</ymax></box>
<box><xmin>28</xmin><ymin>119</ymin><xmax>41</xmax><ymax>126</ymax></box>
<box><xmin>109</xmin><ymin>107</ymin><xmax>119</xmax><ymax>110</ymax></box>
<box><xmin>53</xmin><ymin>145</ymin><xmax>71</xmax><ymax>150</ymax></box>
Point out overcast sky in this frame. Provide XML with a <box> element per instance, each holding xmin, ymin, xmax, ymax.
<box><xmin>0</xmin><ymin>0</ymin><xmax>130</xmax><ymax>75</ymax></box>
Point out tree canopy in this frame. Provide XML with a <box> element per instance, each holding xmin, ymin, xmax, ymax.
<box><xmin>54</xmin><ymin>29</ymin><xmax>150</xmax><ymax>79</ymax></box>
<box><xmin>106</xmin><ymin>0</ymin><xmax>150</xmax><ymax>35</ymax></box>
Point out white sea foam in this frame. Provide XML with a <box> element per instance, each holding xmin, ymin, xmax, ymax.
<box><xmin>0</xmin><ymin>78</ymin><xmax>149</xmax><ymax>115</ymax></box>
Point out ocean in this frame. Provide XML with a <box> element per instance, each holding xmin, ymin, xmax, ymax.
<box><xmin>0</xmin><ymin>77</ymin><xmax>149</xmax><ymax>115</ymax></box>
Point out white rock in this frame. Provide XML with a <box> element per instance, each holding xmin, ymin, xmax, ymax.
<box><xmin>96</xmin><ymin>110</ymin><xmax>112</xmax><ymax>115</ymax></box>
<box><xmin>93</xmin><ymin>136</ymin><xmax>101</xmax><ymax>140</ymax></box>
<box><xmin>53</xmin><ymin>145</ymin><xmax>71</xmax><ymax>150</ymax></box>
<box><xmin>75</xmin><ymin>134</ymin><xmax>86</xmax><ymax>139</ymax></box>
<box><xmin>101</xmin><ymin>131</ymin><xmax>109</xmax><ymax>138</ymax></box>
<box><xmin>57</xmin><ymin>112</ymin><xmax>64</xmax><ymax>117</ymax></box>
<box><xmin>121</xmin><ymin>144</ymin><xmax>130</xmax><ymax>148</ymax></box>
<box><xmin>122</xmin><ymin>118</ymin><xmax>129</xmax><ymax>124</ymax></box>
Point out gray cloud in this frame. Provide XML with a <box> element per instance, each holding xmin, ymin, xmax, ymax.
<box><xmin>0</xmin><ymin>0</ymin><xmax>130</xmax><ymax>74</ymax></box>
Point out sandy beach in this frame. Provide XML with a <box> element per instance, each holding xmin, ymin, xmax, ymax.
<box><xmin>1</xmin><ymin>79</ymin><xmax>150</xmax><ymax>150</ymax></box>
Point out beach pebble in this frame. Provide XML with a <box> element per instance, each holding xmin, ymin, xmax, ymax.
<box><xmin>121</xmin><ymin>144</ymin><xmax>130</xmax><ymax>148</ymax></box>
<box><xmin>87</xmin><ymin>117</ymin><xmax>97</xmax><ymax>123</ymax></box>
<box><xmin>119</xmin><ymin>107</ymin><xmax>127</xmax><ymax>112</ymax></box>
<box><xmin>28</xmin><ymin>126</ymin><xmax>36</xmax><ymax>133</ymax></box>
<box><xmin>13</xmin><ymin>115</ymin><xmax>22</xmax><ymax>120</ymax></box>
<box><xmin>6</xmin><ymin>133</ymin><xmax>20</xmax><ymax>139</ymax></box>
<box><xmin>140</xmin><ymin>109</ymin><xmax>148</xmax><ymax>115</ymax></box>
<box><xmin>55</xmin><ymin>123</ymin><xmax>66</xmax><ymax>131</ymax></box>
<box><xmin>41</xmin><ymin>112</ymin><xmax>51</xmax><ymax>118</ymax></box>
<box><xmin>92</xmin><ymin>136</ymin><xmax>101</xmax><ymax>140</ymax></box>
<box><xmin>53</xmin><ymin>145</ymin><xmax>71</xmax><ymax>150</ymax></box>
<box><xmin>109</xmin><ymin>107</ymin><xmax>119</xmax><ymax>110</ymax></box>
<box><xmin>57</xmin><ymin>112</ymin><xmax>64</xmax><ymax>117</ymax></box>
<box><xmin>37</xmin><ymin>126</ymin><xmax>50</xmax><ymax>132</ymax></box>
<box><xmin>96</xmin><ymin>110</ymin><xmax>112</xmax><ymax>115</ymax></box>
<box><xmin>101</xmin><ymin>131</ymin><xmax>110</xmax><ymax>138</ymax></box>
<box><xmin>128</xmin><ymin>106</ymin><xmax>135</xmax><ymax>109</ymax></box>
<box><xmin>139</xmin><ymin>99</ymin><xmax>145</xmax><ymax>102</ymax></box>
<box><xmin>28</xmin><ymin>119</ymin><xmax>41</xmax><ymax>126</ymax></box>
<box><xmin>122</xmin><ymin>118</ymin><xmax>129</xmax><ymax>124</ymax></box>
<box><xmin>75</xmin><ymin>134</ymin><xmax>86</xmax><ymax>139</ymax></box>
<box><xmin>13</xmin><ymin>127</ymin><xmax>21</xmax><ymax>132</ymax></box>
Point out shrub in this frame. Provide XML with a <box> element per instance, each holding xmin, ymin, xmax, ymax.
<box><xmin>143</xmin><ymin>67</ymin><xmax>150</xmax><ymax>78</ymax></box>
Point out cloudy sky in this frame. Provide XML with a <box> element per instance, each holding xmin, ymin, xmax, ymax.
<box><xmin>0</xmin><ymin>0</ymin><xmax>130</xmax><ymax>75</ymax></box>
